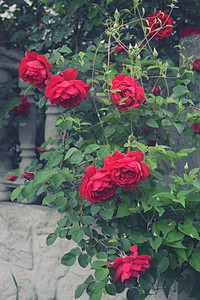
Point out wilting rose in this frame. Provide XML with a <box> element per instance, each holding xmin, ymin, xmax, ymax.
<box><xmin>180</xmin><ymin>26</ymin><xmax>200</xmax><ymax>37</ymax></box>
<box><xmin>102</xmin><ymin>151</ymin><xmax>150</xmax><ymax>190</ymax></box>
<box><xmin>8</xmin><ymin>174</ymin><xmax>17</xmax><ymax>181</ymax></box>
<box><xmin>152</xmin><ymin>86</ymin><xmax>161</xmax><ymax>96</ymax></box>
<box><xmin>45</xmin><ymin>68</ymin><xmax>90</xmax><ymax>108</ymax></box>
<box><xmin>37</xmin><ymin>147</ymin><xmax>45</xmax><ymax>152</ymax></box>
<box><xmin>110</xmin><ymin>75</ymin><xmax>145</xmax><ymax>111</ymax></box>
<box><xmin>109</xmin><ymin>245</ymin><xmax>151</xmax><ymax>282</ymax></box>
<box><xmin>23</xmin><ymin>172</ymin><xmax>34</xmax><ymax>180</ymax></box>
<box><xmin>114</xmin><ymin>45</ymin><xmax>125</xmax><ymax>54</ymax></box>
<box><xmin>13</xmin><ymin>97</ymin><xmax>30</xmax><ymax>117</ymax></box>
<box><xmin>19</xmin><ymin>51</ymin><xmax>52</xmax><ymax>89</ymax></box>
<box><xmin>192</xmin><ymin>123</ymin><xmax>200</xmax><ymax>134</ymax></box>
<box><xmin>79</xmin><ymin>166</ymin><xmax>118</xmax><ymax>203</ymax></box>
<box><xmin>193</xmin><ymin>59</ymin><xmax>200</xmax><ymax>73</ymax></box>
<box><xmin>145</xmin><ymin>11</ymin><xmax>174</xmax><ymax>40</ymax></box>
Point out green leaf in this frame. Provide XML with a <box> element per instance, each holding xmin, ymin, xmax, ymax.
<box><xmin>64</xmin><ymin>147</ymin><xmax>78</xmax><ymax>160</ymax></box>
<box><xmin>55</xmin><ymin>197</ymin><xmax>67</xmax><ymax>208</ymax></box>
<box><xmin>42</xmin><ymin>194</ymin><xmax>57</xmax><ymax>205</ymax></box>
<box><xmin>189</xmin><ymin>248</ymin><xmax>200</xmax><ymax>272</ymax></box>
<box><xmin>166</xmin><ymin>230</ymin><xmax>184</xmax><ymax>242</ymax></box>
<box><xmin>46</xmin><ymin>233</ymin><xmax>57</xmax><ymax>246</ymax></box>
<box><xmin>91</xmin><ymin>261</ymin><xmax>107</xmax><ymax>269</ymax></box>
<box><xmin>72</xmin><ymin>229</ymin><xmax>84</xmax><ymax>243</ymax></box>
<box><xmin>84</xmin><ymin>144</ymin><xmax>100</xmax><ymax>154</ymax></box>
<box><xmin>172</xmin><ymin>85</ymin><xmax>189</xmax><ymax>97</ymax></box>
<box><xmin>70</xmin><ymin>152</ymin><xmax>84</xmax><ymax>164</ymax></box>
<box><xmin>75</xmin><ymin>283</ymin><xmax>87</xmax><ymax>299</ymax></box>
<box><xmin>78</xmin><ymin>253</ymin><xmax>89</xmax><ymax>268</ymax></box>
<box><xmin>116</xmin><ymin>203</ymin><xmax>131</xmax><ymax>218</ymax></box>
<box><xmin>99</xmin><ymin>208</ymin><xmax>114</xmax><ymax>220</ymax></box>
<box><xmin>150</xmin><ymin>236</ymin><xmax>162</xmax><ymax>252</ymax></box>
<box><xmin>82</xmin><ymin>216</ymin><xmax>94</xmax><ymax>225</ymax></box>
<box><xmin>178</xmin><ymin>219</ymin><xmax>200</xmax><ymax>240</ymax></box>
<box><xmin>59</xmin><ymin>45</ymin><xmax>72</xmax><ymax>54</ymax></box>
<box><xmin>120</xmin><ymin>237</ymin><xmax>131</xmax><ymax>251</ymax></box>
<box><xmin>91</xmin><ymin>204</ymin><xmax>100</xmax><ymax>215</ymax></box>
<box><xmin>87</xmin><ymin>7</ymin><xmax>98</xmax><ymax>19</ymax></box>
<box><xmin>11</xmin><ymin>187</ymin><xmax>22</xmax><ymax>201</ymax></box>
<box><xmin>139</xmin><ymin>273</ymin><xmax>155</xmax><ymax>290</ymax></box>
<box><xmin>96</xmin><ymin>252</ymin><xmax>107</xmax><ymax>259</ymax></box>
<box><xmin>52</xmin><ymin>174</ymin><xmax>63</xmax><ymax>188</ymax></box>
<box><xmin>157</xmin><ymin>256</ymin><xmax>169</xmax><ymax>273</ymax></box>
<box><xmin>105</xmin><ymin>284</ymin><xmax>116</xmax><ymax>295</ymax></box>
<box><xmin>61</xmin><ymin>252</ymin><xmax>76</xmax><ymax>266</ymax></box>
<box><xmin>70</xmin><ymin>247</ymin><xmax>82</xmax><ymax>256</ymax></box>
<box><xmin>94</xmin><ymin>268</ymin><xmax>109</xmax><ymax>281</ymax></box>
<box><xmin>146</xmin><ymin>119</ymin><xmax>159</xmax><ymax>128</ymax></box>
<box><xmin>70</xmin><ymin>0</ymin><xmax>84</xmax><ymax>9</ymax></box>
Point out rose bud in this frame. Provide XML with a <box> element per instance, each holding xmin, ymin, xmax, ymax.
<box><xmin>23</xmin><ymin>172</ymin><xmax>34</xmax><ymax>180</ymax></box>
<box><xmin>153</xmin><ymin>86</ymin><xmax>161</xmax><ymax>96</ymax></box>
<box><xmin>8</xmin><ymin>174</ymin><xmax>17</xmax><ymax>181</ymax></box>
<box><xmin>37</xmin><ymin>147</ymin><xmax>45</xmax><ymax>152</ymax></box>
<box><xmin>193</xmin><ymin>59</ymin><xmax>200</xmax><ymax>73</ymax></box>
<box><xmin>192</xmin><ymin>122</ymin><xmax>200</xmax><ymax>134</ymax></box>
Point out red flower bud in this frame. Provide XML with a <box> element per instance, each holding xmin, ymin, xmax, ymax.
<box><xmin>8</xmin><ymin>174</ymin><xmax>17</xmax><ymax>181</ymax></box>
<box><xmin>193</xmin><ymin>59</ymin><xmax>200</xmax><ymax>73</ymax></box>
<box><xmin>153</xmin><ymin>86</ymin><xmax>161</xmax><ymax>96</ymax></box>
<box><xmin>192</xmin><ymin>122</ymin><xmax>200</xmax><ymax>134</ymax></box>
<box><xmin>37</xmin><ymin>147</ymin><xmax>45</xmax><ymax>152</ymax></box>
<box><xmin>23</xmin><ymin>172</ymin><xmax>34</xmax><ymax>180</ymax></box>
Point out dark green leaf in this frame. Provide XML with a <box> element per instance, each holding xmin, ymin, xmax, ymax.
<box><xmin>75</xmin><ymin>284</ymin><xmax>87</xmax><ymax>299</ymax></box>
<box><xmin>94</xmin><ymin>268</ymin><xmax>109</xmax><ymax>281</ymax></box>
<box><xmin>78</xmin><ymin>253</ymin><xmax>89</xmax><ymax>268</ymax></box>
<box><xmin>61</xmin><ymin>252</ymin><xmax>76</xmax><ymax>266</ymax></box>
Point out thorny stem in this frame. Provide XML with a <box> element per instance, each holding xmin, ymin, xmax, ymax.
<box><xmin>94</xmin><ymin>237</ymin><xmax>125</xmax><ymax>257</ymax></box>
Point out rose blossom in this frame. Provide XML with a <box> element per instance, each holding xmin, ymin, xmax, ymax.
<box><xmin>19</xmin><ymin>51</ymin><xmax>52</xmax><ymax>89</ymax></box>
<box><xmin>152</xmin><ymin>86</ymin><xmax>161</xmax><ymax>96</ymax></box>
<box><xmin>114</xmin><ymin>45</ymin><xmax>125</xmax><ymax>54</ymax></box>
<box><xmin>8</xmin><ymin>174</ymin><xmax>17</xmax><ymax>181</ymax></box>
<box><xmin>13</xmin><ymin>97</ymin><xmax>30</xmax><ymax>117</ymax></box>
<box><xmin>180</xmin><ymin>26</ymin><xmax>200</xmax><ymax>37</ymax></box>
<box><xmin>110</xmin><ymin>75</ymin><xmax>145</xmax><ymax>111</ymax></box>
<box><xmin>193</xmin><ymin>59</ymin><xmax>200</xmax><ymax>73</ymax></box>
<box><xmin>79</xmin><ymin>166</ymin><xmax>118</xmax><ymax>203</ymax></box>
<box><xmin>145</xmin><ymin>11</ymin><xmax>174</xmax><ymax>40</ymax></box>
<box><xmin>23</xmin><ymin>172</ymin><xmax>34</xmax><ymax>180</ymax></box>
<box><xmin>102</xmin><ymin>151</ymin><xmax>150</xmax><ymax>190</ymax></box>
<box><xmin>45</xmin><ymin>68</ymin><xmax>90</xmax><ymax>108</ymax></box>
<box><xmin>192</xmin><ymin>123</ymin><xmax>200</xmax><ymax>134</ymax></box>
<box><xmin>109</xmin><ymin>245</ymin><xmax>151</xmax><ymax>282</ymax></box>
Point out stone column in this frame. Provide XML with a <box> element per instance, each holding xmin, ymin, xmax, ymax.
<box><xmin>0</xmin><ymin>67</ymin><xmax>14</xmax><ymax>201</ymax></box>
<box><xmin>18</xmin><ymin>80</ymin><xmax>37</xmax><ymax>175</ymax></box>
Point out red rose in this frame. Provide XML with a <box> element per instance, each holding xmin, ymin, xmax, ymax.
<box><xmin>23</xmin><ymin>172</ymin><xmax>34</xmax><ymax>180</ymax></box>
<box><xmin>8</xmin><ymin>174</ymin><xmax>17</xmax><ymax>181</ymax></box>
<box><xmin>152</xmin><ymin>86</ymin><xmax>161</xmax><ymax>96</ymax></box>
<box><xmin>114</xmin><ymin>45</ymin><xmax>125</xmax><ymax>54</ymax></box>
<box><xmin>192</xmin><ymin>123</ymin><xmax>200</xmax><ymax>134</ymax></box>
<box><xmin>148</xmin><ymin>140</ymin><xmax>156</xmax><ymax>147</ymax></box>
<box><xmin>193</xmin><ymin>59</ymin><xmax>200</xmax><ymax>73</ymax></box>
<box><xmin>109</xmin><ymin>245</ymin><xmax>151</xmax><ymax>282</ymax></box>
<box><xmin>13</xmin><ymin>97</ymin><xmax>30</xmax><ymax>117</ymax></box>
<box><xmin>103</xmin><ymin>151</ymin><xmax>150</xmax><ymax>190</ymax></box>
<box><xmin>45</xmin><ymin>68</ymin><xmax>90</xmax><ymax>108</ymax></box>
<box><xmin>19</xmin><ymin>51</ymin><xmax>52</xmax><ymax>89</ymax></box>
<box><xmin>180</xmin><ymin>26</ymin><xmax>200</xmax><ymax>37</ymax></box>
<box><xmin>110</xmin><ymin>75</ymin><xmax>145</xmax><ymax>111</ymax></box>
<box><xmin>145</xmin><ymin>11</ymin><xmax>174</xmax><ymax>40</ymax></box>
<box><xmin>37</xmin><ymin>147</ymin><xmax>45</xmax><ymax>152</ymax></box>
<box><xmin>79</xmin><ymin>166</ymin><xmax>118</xmax><ymax>203</ymax></box>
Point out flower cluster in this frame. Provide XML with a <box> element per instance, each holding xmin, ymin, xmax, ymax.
<box><xmin>109</xmin><ymin>245</ymin><xmax>151</xmax><ymax>282</ymax></box>
<box><xmin>13</xmin><ymin>96</ymin><xmax>30</xmax><ymax>117</ymax></box>
<box><xmin>145</xmin><ymin>11</ymin><xmax>174</xmax><ymax>40</ymax></box>
<box><xmin>79</xmin><ymin>151</ymin><xmax>150</xmax><ymax>203</ymax></box>
<box><xmin>110</xmin><ymin>75</ymin><xmax>145</xmax><ymax>111</ymax></box>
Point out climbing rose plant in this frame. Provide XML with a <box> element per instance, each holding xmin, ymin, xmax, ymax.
<box><xmin>13</xmin><ymin>2</ymin><xmax>200</xmax><ymax>300</ymax></box>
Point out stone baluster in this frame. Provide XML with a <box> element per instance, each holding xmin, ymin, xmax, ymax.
<box><xmin>44</xmin><ymin>100</ymin><xmax>60</xmax><ymax>149</ymax></box>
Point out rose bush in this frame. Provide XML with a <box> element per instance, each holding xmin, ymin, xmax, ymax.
<box><xmin>10</xmin><ymin>1</ymin><xmax>200</xmax><ymax>300</ymax></box>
